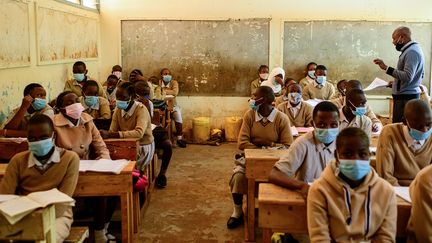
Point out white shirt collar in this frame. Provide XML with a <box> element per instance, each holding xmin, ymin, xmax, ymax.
<box><xmin>339</xmin><ymin>108</ymin><xmax>361</xmax><ymax>126</ymax></box>
<box><xmin>255</xmin><ymin>108</ymin><xmax>277</xmax><ymax>123</ymax></box>
<box><xmin>28</xmin><ymin>146</ymin><xmax>61</xmax><ymax>170</ymax></box>
<box><xmin>403</xmin><ymin>125</ymin><xmax>426</xmax><ymax>149</ymax></box>
<box><xmin>314</xmin><ymin>81</ymin><xmax>323</xmax><ymax>88</ymax></box>
<box><xmin>121</xmin><ymin>101</ymin><xmax>138</xmax><ymax>118</ymax></box>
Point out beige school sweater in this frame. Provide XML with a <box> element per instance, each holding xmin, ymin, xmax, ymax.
<box><xmin>376</xmin><ymin>123</ymin><xmax>432</xmax><ymax>186</ymax></box>
<box><xmin>0</xmin><ymin>149</ymin><xmax>79</xmax><ymax>219</ymax></box>
<box><xmin>331</xmin><ymin>97</ymin><xmax>381</xmax><ymax>126</ymax></box>
<box><xmin>407</xmin><ymin>164</ymin><xmax>432</xmax><ymax>243</ymax></box>
<box><xmin>308</xmin><ymin>160</ymin><xmax>397</xmax><ymax>243</ymax></box>
<box><xmin>250</xmin><ymin>78</ymin><xmax>262</xmax><ymax>96</ymax></box>
<box><xmin>109</xmin><ymin>101</ymin><xmax>154</xmax><ymax>145</ymax></box>
<box><xmin>79</xmin><ymin>96</ymin><xmax>111</xmax><ymax>120</ymax></box>
<box><xmin>157</xmin><ymin>80</ymin><xmax>179</xmax><ymax>106</ymax></box>
<box><xmin>302</xmin><ymin>82</ymin><xmax>335</xmax><ymax>100</ymax></box>
<box><xmin>277</xmin><ymin>101</ymin><xmax>313</xmax><ymax>127</ymax></box>
<box><xmin>64</xmin><ymin>78</ymin><xmax>107</xmax><ymax>99</ymax></box>
<box><xmin>237</xmin><ymin>109</ymin><xmax>293</xmax><ymax>150</ymax></box>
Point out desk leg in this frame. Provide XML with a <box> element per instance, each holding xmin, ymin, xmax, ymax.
<box><xmin>262</xmin><ymin>228</ymin><xmax>272</xmax><ymax>243</ymax></box>
<box><xmin>133</xmin><ymin>191</ymin><xmax>140</xmax><ymax>233</ymax></box>
<box><xmin>245</xmin><ymin>179</ymin><xmax>255</xmax><ymax>242</ymax></box>
<box><xmin>120</xmin><ymin>192</ymin><xmax>132</xmax><ymax>243</ymax></box>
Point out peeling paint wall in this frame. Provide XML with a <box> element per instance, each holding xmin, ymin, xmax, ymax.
<box><xmin>0</xmin><ymin>0</ymin><xmax>100</xmax><ymax>124</ymax></box>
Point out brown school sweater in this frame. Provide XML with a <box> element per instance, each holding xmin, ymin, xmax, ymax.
<box><xmin>407</xmin><ymin>164</ymin><xmax>432</xmax><ymax>243</ymax></box>
<box><xmin>237</xmin><ymin>109</ymin><xmax>293</xmax><ymax>150</ymax></box>
<box><xmin>376</xmin><ymin>123</ymin><xmax>432</xmax><ymax>186</ymax></box>
<box><xmin>308</xmin><ymin>160</ymin><xmax>397</xmax><ymax>243</ymax></box>
<box><xmin>302</xmin><ymin>82</ymin><xmax>335</xmax><ymax>100</ymax></box>
<box><xmin>79</xmin><ymin>96</ymin><xmax>111</xmax><ymax>119</ymax></box>
<box><xmin>277</xmin><ymin>101</ymin><xmax>313</xmax><ymax>127</ymax></box>
<box><xmin>109</xmin><ymin>101</ymin><xmax>154</xmax><ymax>145</ymax></box>
<box><xmin>0</xmin><ymin>149</ymin><xmax>79</xmax><ymax>218</ymax></box>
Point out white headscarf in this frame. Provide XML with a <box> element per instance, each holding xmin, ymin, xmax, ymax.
<box><xmin>261</xmin><ymin>67</ymin><xmax>285</xmax><ymax>94</ymax></box>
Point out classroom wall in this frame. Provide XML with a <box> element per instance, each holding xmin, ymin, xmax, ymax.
<box><xmin>0</xmin><ymin>0</ymin><xmax>100</xmax><ymax>124</ymax></box>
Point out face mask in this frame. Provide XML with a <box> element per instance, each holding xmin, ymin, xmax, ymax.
<box><xmin>73</xmin><ymin>73</ymin><xmax>86</xmax><ymax>82</ymax></box>
<box><xmin>32</xmin><ymin>98</ymin><xmax>47</xmax><ymax>111</ymax></box>
<box><xmin>339</xmin><ymin>159</ymin><xmax>371</xmax><ymax>181</ymax></box>
<box><xmin>248</xmin><ymin>98</ymin><xmax>261</xmax><ymax>110</ymax></box>
<box><xmin>308</xmin><ymin>70</ymin><xmax>315</xmax><ymax>78</ymax></box>
<box><xmin>259</xmin><ymin>73</ymin><xmax>269</xmax><ymax>80</ymax></box>
<box><xmin>288</xmin><ymin>92</ymin><xmax>302</xmax><ymax>105</ymax></box>
<box><xmin>316</xmin><ymin>76</ymin><xmax>326</xmax><ymax>85</ymax></box>
<box><xmin>113</xmin><ymin>71</ymin><xmax>122</xmax><ymax>79</ymax></box>
<box><xmin>408</xmin><ymin>125</ymin><xmax>432</xmax><ymax>141</ymax></box>
<box><xmin>351</xmin><ymin>106</ymin><xmax>366</xmax><ymax>116</ymax></box>
<box><xmin>315</xmin><ymin>127</ymin><xmax>339</xmax><ymax>144</ymax></box>
<box><xmin>84</xmin><ymin>96</ymin><xmax>99</xmax><ymax>107</ymax></box>
<box><xmin>162</xmin><ymin>75</ymin><xmax>172</xmax><ymax>83</ymax></box>
<box><xmin>28</xmin><ymin>137</ymin><xmax>54</xmax><ymax>157</ymax></box>
<box><xmin>395</xmin><ymin>36</ymin><xmax>404</xmax><ymax>51</ymax></box>
<box><xmin>116</xmin><ymin>100</ymin><xmax>130</xmax><ymax>110</ymax></box>
<box><xmin>65</xmin><ymin>103</ymin><xmax>85</xmax><ymax>119</ymax></box>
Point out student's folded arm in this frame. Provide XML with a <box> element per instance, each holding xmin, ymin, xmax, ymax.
<box><xmin>99</xmin><ymin>98</ymin><xmax>111</xmax><ymax>119</ymax></box>
<box><xmin>409</xmin><ymin>174</ymin><xmax>432</xmax><ymax>242</ymax></box>
<box><xmin>373</xmin><ymin>189</ymin><xmax>397</xmax><ymax>242</ymax></box>
<box><xmin>387</xmin><ymin>51</ymin><xmax>420</xmax><ymax>83</ymax></box>
<box><xmin>90</xmin><ymin>122</ymin><xmax>110</xmax><ymax>159</ymax></box>
<box><xmin>119</xmin><ymin>108</ymin><xmax>146</xmax><ymax>139</ymax></box>
<box><xmin>375</xmin><ymin>131</ymin><xmax>398</xmax><ymax>186</ymax></box>
<box><xmin>0</xmin><ymin>157</ymin><xmax>20</xmax><ymax>194</ymax></box>
<box><xmin>165</xmin><ymin>81</ymin><xmax>179</xmax><ymax>96</ymax></box>
<box><xmin>237</xmin><ymin>112</ymin><xmax>259</xmax><ymax>150</ymax></box>
<box><xmin>57</xmin><ymin>152</ymin><xmax>80</xmax><ymax>197</ymax></box>
<box><xmin>307</xmin><ymin>185</ymin><xmax>332</xmax><ymax>243</ymax></box>
<box><xmin>1</xmin><ymin>129</ymin><xmax>27</xmax><ymax>138</ymax></box>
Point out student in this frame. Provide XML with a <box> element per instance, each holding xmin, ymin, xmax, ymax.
<box><xmin>307</xmin><ymin>127</ymin><xmax>397</xmax><ymax>242</ymax></box>
<box><xmin>158</xmin><ymin>68</ymin><xmax>187</xmax><ymax>148</ymax></box>
<box><xmin>274</xmin><ymin>78</ymin><xmax>296</xmax><ymax>107</ymax></box>
<box><xmin>100</xmin><ymin>82</ymin><xmax>155</xmax><ymax>171</ymax></box>
<box><xmin>339</xmin><ymin>89</ymin><xmax>372</xmax><ymax>138</ymax></box>
<box><xmin>1</xmin><ymin>83</ymin><xmax>54</xmax><ymax>137</ymax></box>
<box><xmin>277</xmin><ymin>83</ymin><xmax>313</xmax><ymax>127</ymax></box>
<box><xmin>261</xmin><ymin>67</ymin><xmax>285</xmax><ymax>96</ymax></box>
<box><xmin>64</xmin><ymin>61</ymin><xmax>106</xmax><ymax>98</ymax></box>
<box><xmin>129</xmin><ymin>69</ymin><xmax>154</xmax><ymax>99</ymax></box>
<box><xmin>376</xmin><ymin>99</ymin><xmax>432</xmax><ymax>186</ymax></box>
<box><xmin>331</xmin><ymin>79</ymin><xmax>383</xmax><ymax>133</ymax></box>
<box><xmin>112</xmin><ymin>64</ymin><xmax>123</xmax><ymax>80</ymax></box>
<box><xmin>104</xmin><ymin>74</ymin><xmax>120</xmax><ymax>110</ymax></box>
<box><xmin>0</xmin><ymin>114</ymin><xmax>80</xmax><ymax>243</ymax></box>
<box><xmin>407</xmin><ymin>164</ymin><xmax>432</xmax><ymax>242</ymax></box>
<box><xmin>299</xmin><ymin>62</ymin><xmax>317</xmax><ymax>88</ymax></box>
<box><xmin>79</xmin><ymin>80</ymin><xmax>111</xmax><ymax>119</ymax></box>
<box><xmin>250</xmin><ymin>65</ymin><xmax>269</xmax><ymax>96</ymax></box>
<box><xmin>269</xmin><ymin>101</ymin><xmax>340</xmax><ymax>198</ymax></box>
<box><xmin>302</xmin><ymin>65</ymin><xmax>335</xmax><ymax>100</ymax></box>
<box><xmin>227</xmin><ymin>86</ymin><xmax>293</xmax><ymax>229</ymax></box>
<box><xmin>149</xmin><ymin>76</ymin><xmax>163</xmax><ymax>100</ymax></box>
<box><xmin>135</xmin><ymin>81</ymin><xmax>172</xmax><ymax>188</ymax></box>
<box><xmin>331</xmin><ymin>79</ymin><xmax>348</xmax><ymax>99</ymax></box>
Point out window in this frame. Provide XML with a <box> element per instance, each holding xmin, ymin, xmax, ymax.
<box><xmin>60</xmin><ymin>0</ymin><xmax>99</xmax><ymax>11</ymax></box>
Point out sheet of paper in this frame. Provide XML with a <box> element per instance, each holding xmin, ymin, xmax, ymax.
<box><xmin>364</xmin><ymin>78</ymin><xmax>389</xmax><ymax>91</ymax></box>
<box><xmin>304</xmin><ymin>99</ymin><xmax>323</xmax><ymax>107</ymax></box>
<box><xmin>394</xmin><ymin>186</ymin><xmax>411</xmax><ymax>203</ymax></box>
<box><xmin>290</xmin><ymin>126</ymin><xmax>299</xmax><ymax>137</ymax></box>
<box><xmin>80</xmin><ymin>159</ymin><xmax>129</xmax><ymax>174</ymax></box>
<box><xmin>27</xmin><ymin>189</ymin><xmax>74</xmax><ymax>208</ymax></box>
<box><xmin>0</xmin><ymin>195</ymin><xmax>19</xmax><ymax>203</ymax></box>
<box><xmin>0</xmin><ymin>197</ymin><xmax>40</xmax><ymax>224</ymax></box>
<box><xmin>151</xmin><ymin>124</ymin><xmax>157</xmax><ymax>130</ymax></box>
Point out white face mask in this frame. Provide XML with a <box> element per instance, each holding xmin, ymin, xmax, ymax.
<box><xmin>259</xmin><ymin>73</ymin><xmax>269</xmax><ymax>80</ymax></box>
<box><xmin>113</xmin><ymin>71</ymin><xmax>122</xmax><ymax>79</ymax></box>
<box><xmin>288</xmin><ymin>92</ymin><xmax>302</xmax><ymax>105</ymax></box>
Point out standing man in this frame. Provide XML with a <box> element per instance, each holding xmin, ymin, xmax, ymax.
<box><xmin>374</xmin><ymin>26</ymin><xmax>425</xmax><ymax>123</ymax></box>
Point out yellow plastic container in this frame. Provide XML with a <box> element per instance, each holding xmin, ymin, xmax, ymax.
<box><xmin>192</xmin><ymin>117</ymin><xmax>210</xmax><ymax>143</ymax></box>
<box><xmin>224</xmin><ymin>117</ymin><xmax>242</xmax><ymax>142</ymax></box>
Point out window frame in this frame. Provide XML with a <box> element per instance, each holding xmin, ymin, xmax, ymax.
<box><xmin>55</xmin><ymin>0</ymin><xmax>99</xmax><ymax>13</ymax></box>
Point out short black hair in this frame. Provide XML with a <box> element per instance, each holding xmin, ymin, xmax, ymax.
<box><xmin>118</xmin><ymin>82</ymin><xmax>136</xmax><ymax>97</ymax></box>
<box><xmin>56</xmin><ymin>91</ymin><xmax>74</xmax><ymax>109</ymax></box>
<box><xmin>312</xmin><ymin>101</ymin><xmax>340</xmax><ymax>119</ymax></box>
<box><xmin>23</xmin><ymin>83</ymin><xmax>43</xmax><ymax>96</ymax></box>
<box><xmin>307</xmin><ymin>62</ymin><xmax>317</xmax><ymax>69</ymax></box>
<box><xmin>131</xmin><ymin>69</ymin><xmax>143</xmax><ymax>76</ymax></box>
<box><xmin>336</xmin><ymin>127</ymin><xmax>369</xmax><ymax>149</ymax></box>
<box><xmin>258</xmin><ymin>86</ymin><xmax>275</xmax><ymax>103</ymax></box>
<box><xmin>148</xmin><ymin>76</ymin><xmax>159</xmax><ymax>83</ymax></box>
<box><xmin>346</xmin><ymin>88</ymin><xmax>365</xmax><ymax>103</ymax></box>
<box><xmin>73</xmin><ymin>61</ymin><xmax>86</xmax><ymax>69</ymax></box>
<box><xmin>28</xmin><ymin>114</ymin><xmax>54</xmax><ymax>133</ymax></box>
<box><xmin>337</xmin><ymin>79</ymin><xmax>347</xmax><ymax>87</ymax></box>
<box><xmin>134</xmin><ymin>81</ymin><xmax>150</xmax><ymax>96</ymax></box>
<box><xmin>107</xmin><ymin>74</ymin><xmax>119</xmax><ymax>81</ymax></box>
<box><xmin>346</xmin><ymin>80</ymin><xmax>363</xmax><ymax>90</ymax></box>
<box><xmin>258</xmin><ymin>65</ymin><xmax>269</xmax><ymax>72</ymax></box>
<box><xmin>316</xmin><ymin>65</ymin><xmax>327</xmax><ymax>71</ymax></box>
<box><xmin>112</xmin><ymin>65</ymin><xmax>122</xmax><ymax>71</ymax></box>
<box><xmin>284</xmin><ymin>77</ymin><xmax>296</xmax><ymax>86</ymax></box>
<box><xmin>160</xmin><ymin>68</ymin><xmax>170</xmax><ymax>75</ymax></box>
<box><xmin>82</xmin><ymin>80</ymin><xmax>99</xmax><ymax>92</ymax></box>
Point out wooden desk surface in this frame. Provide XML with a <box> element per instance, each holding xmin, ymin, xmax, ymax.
<box><xmin>245</xmin><ymin>149</ymin><xmax>287</xmax><ymax>181</ymax></box>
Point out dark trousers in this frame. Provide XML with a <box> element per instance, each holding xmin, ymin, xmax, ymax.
<box><xmin>392</xmin><ymin>94</ymin><xmax>420</xmax><ymax>123</ymax></box>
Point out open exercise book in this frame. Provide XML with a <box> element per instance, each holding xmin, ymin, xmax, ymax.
<box><xmin>79</xmin><ymin>159</ymin><xmax>129</xmax><ymax>174</ymax></box>
<box><xmin>0</xmin><ymin>189</ymin><xmax>74</xmax><ymax>224</ymax></box>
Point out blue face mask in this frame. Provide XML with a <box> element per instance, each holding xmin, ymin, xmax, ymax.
<box><xmin>339</xmin><ymin>159</ymin><xmax>371</xmax><ymax>181</ymax></box>
<box><xmin>162</xmin><ymin>75</ymin><xmax>172</xmax><ymax>83</ymax></box>
<box><xmin>408</xmin><ymin>126</ymin><xmax>432</xmax><ymax>141</ymax></box>
<box><xmin>28</xmin><ymin>138</ymin><xmax>54</xmax><ymax>157</ymax></box>
<box><xmin>352</xmin><ymin>106</ymin><xmax>367</xmax><ymax>116</ymax></box>
<box><xmin>315</xmin><ymin>127</ymin><xmax>339</xmax><ymax>144</ymax></box>
<box><xmin>248</xmin><ymin>98</ymin><xmax>262</xmax><ymax>110</ymax></box>
<box><xmin>116</xmin><ymin>100</ymin><xmax>130</xmax><ymax>110</ymax></box>
<box><xmin>307</xmin><ymin>70</ymin><xmax>315</xmax><ymax>78</ymax></box>
<box><xmin>316</xmin><ymin>75</ymin><xmax>326</xmax><ymax>85</ymax></box>
<box><xmin>73</xmin><ymin>73</ymin><xmax>86</xmax><ymax>82</ymax></box>
<box><xmin>32</xmin><ymin>98</ymin><xmax>47</xmax><ymax>111</ymax></box>
<box><xmin>84</xmin><ymin>96</ymin><xmax>98</xmax><ymax>108</ymax></box>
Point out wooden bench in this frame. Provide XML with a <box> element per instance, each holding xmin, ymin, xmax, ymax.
<box><xmin>64</xmin><ymin>227</ymin><xmax>90</xmax><ymax>243</ymax></box>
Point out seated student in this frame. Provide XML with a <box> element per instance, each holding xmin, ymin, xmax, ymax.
<box><xmin>135</xmin><ymin>81</ymin><xmax>172</xmax><ymax>188</ymax></box>
<box><xmin>331</xmin><ymin>79</ymin><xmax>383</xmax><ymax>133</ymax></box>
<box><xmin>277</xmin><ymin>83</ymin><xmax>313</xmax><ymax>127</ymax></box>
<box><xmin>299</xmin><ymin>62</ymin><xmax>317</xmax><ymax>89</ymax></box>
<box><xmin>269</xmin><ymin>101</ymin><xmax>340</xmax><ymax>198</ymax></box>
<box><xmin>227</xmin><ymin>86</ymin><xmax>293</xmax><ymax>229</ymax></box>
<box><xmin>64</xmin><ymin>61</ymin><xmax>106</xmax><ymax>98</ymax></box>
<box><xmin>308</xmin><ymin>127</ymin><xmax>397</xmax><ymax>242</ymax></box>
<box><xmin>331</xmin><ymin>79</ymin><xmax>348</xmax><ymax>99</ymax></box>
<box><xmin>1</xmin><ymin>83</ymin><xmax>54</xmax><ymax>137</ymax></box>
<box><xmin>407</xmin><ymin>164</ymin><xmax>432</xmax><ymax>242</ymax></box>
<box><xmin>274</xmin><ymin>78</ymin><xmax>296</xmax><ymax>107</ymax></box>
<box><xmin>149</xmin><ymin>76</ymin><xmax>162</xmax><ymax>100</ymax></box>
<box><xmin>250</xmin><ymin>65</ymin><xmax>269</xmax><ymax>96</ymax></box>
<box><xmin>111</xmin><ymin>64</ymin><xmax>123</xmax><ymax>81</ymax></box>
<box><xmin>376</xmin><ymin>99</ymin><xmax>432</xmax><ymax>186</ymax></box>
<box><xmin>302</xmin><ymin>65</ymin><xmax>335</xmax><ymax>100</ymax></box>
<box><xmin>79</xmin><ymin>80</ymin><xmax>111</xmax><ymax>120</ymax></box>
<box><xmin>261</xmin><ymin>67</ymin><xmax>285</xmax><ymax>96</ymax></box>
<box><xmin>339</xmin><ymin>89</ymin><xmax>372</xmax><ymax>138</ymax></box>
<box><xmin>0</xmin><ymin>114</ymin><xmax>80</xmax><ymax>243</ymax></box>
<box><xmin>128</xmin><ymin>69</ymin><xmax>155</xmax><ymax>99</ymax></box>
<box><xmin>100</xmin><ymin>82</ymin><xmax>155</xmax><ymax>171</ymax></box>
<box><xmin>104</xmin><ymin>74</ymin><xmax>120</xmax><ymax>110</ymax></box>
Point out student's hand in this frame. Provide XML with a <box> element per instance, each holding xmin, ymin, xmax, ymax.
<box><xmin>99</xmin><ymin>130</ymin><xmax>110</xmax><ymax>139</ymax></box>
<box><xmin>372</xmin><ymin>123</ymin><xmax>382</xmax><ymax>133</ymax></box>
<box><xmin>373</xmin><ymin>59</ymin><xmax>388</xmax><ymax>71</ymax></box>
<box><xmin>299</xmin><ymin>184</ymin><xmax>310</xmax><ymax>200</ymax></box>
<box><xmin>21</xmin><ymin>95</ymin><xmax>34</xmax><ymax>109</ymax></box>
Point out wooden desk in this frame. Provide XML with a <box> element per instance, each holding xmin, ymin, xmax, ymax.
<box><xmin>103</xmin><ymin>138</ymin><xmax>139</xmax><ymax>161</ymax></box>
<box><xmin>0</xmin><ymin>138</ymin><xmax>28</xmax><ymax>162</ymax></box>
<box><xmin>0</xmin><ymin>161</ymin><xmax>136</xmax><ymax>243</ymax></box>
<box><xmin>258</xmin><ymin>183</ymin><xmax>411</xmax><ymax>243</ymax></box>
<box><xmin>244</xmin><ymin>149</ymin><xmax>288</xmax><ymax>242</ymax></box>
